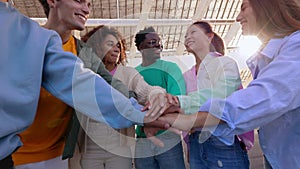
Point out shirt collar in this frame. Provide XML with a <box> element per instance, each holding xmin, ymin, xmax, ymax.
<box><xmin>260</xmin><ymin>38</ymin><xmax>284</xmax><ymax>60</ymax></box>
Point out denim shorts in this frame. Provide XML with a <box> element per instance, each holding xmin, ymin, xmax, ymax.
<box><xmin>189</xmin><ymin>131</ymin><xmax>249</xmax><ymax>169</ymax></box>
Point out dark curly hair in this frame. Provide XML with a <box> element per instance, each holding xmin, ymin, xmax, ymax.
<box><xmin>81</xmin><ymin>25</ymin><xmax>127</xmax><ymax>66</ymax></box>
<box><xmin>134</xmin><ymin>26</ymin><xmax>156</xmax><ymax>51</ymax></box>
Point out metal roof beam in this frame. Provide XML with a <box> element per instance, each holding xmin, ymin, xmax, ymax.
<box><xmin>32</xmin><ymin>18</ymin><xmax>236</xmax><ymax>26</ymax></box>
<box><xmin>223</xmin><ymin>22</ymin><xmax>241</xmax><ymax>45</ymax></box>
<box><xmin>192</xmin><ymin>0</ymin><xmax>213</xmax><ymax>21</ymax></box>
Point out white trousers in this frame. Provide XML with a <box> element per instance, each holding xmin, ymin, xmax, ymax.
<box><xmin>80</xmin><ymin>137</ymin><xmax>132</xmax><ymax>169</ymax></box>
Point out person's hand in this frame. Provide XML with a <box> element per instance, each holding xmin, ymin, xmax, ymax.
<box><xmin>161</xmin><ymin>104</ymin><xmax>184</xmax><ymax>115</ymax></box>
<box><xmin>142</xmin><ymin>119</ymin><xmax>170</xmax><ymax>147</ymax></box>
<box><xmin>143</xmin><ymin>117</ymin><xmax>170</xmax><ymax>128</ymax></box>
<box><xmin>143</xmin><ymin>93</ymin><xmax>179</xmax><ymax>119</ymax></box>
<box><xmin>158</xmin><ymin>113</ymin><xmax>195</xmax><ymax>131</ymax></box>
<box><xmin>143</xmin><ymin>126</ymin><xmax>165</xmax><ymax>147</ymax></box>
<box><xmin>159</xmin><ymin>111</ymin><xmax>217</xmax><ymax>131</ymax></box>
<box><xmin>143</xmin><ymin>120</ymin><xmax>182</xmax><ymax>147</ymax></box>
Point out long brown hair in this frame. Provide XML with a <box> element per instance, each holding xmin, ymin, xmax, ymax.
<box><xmin>249</xmin><ymin>0</ymin><xmax>300</xmax><ymax>38</ymax></box>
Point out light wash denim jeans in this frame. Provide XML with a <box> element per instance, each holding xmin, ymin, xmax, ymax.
<box><xmin>189</xmin><ymin>131</ymin><xmax>249</xmax><ymax>169</ymax></box>
<box><xmin>134</xmin><ymin>132</ymin><xmax>186</xmax><ymax>169</ymax></box>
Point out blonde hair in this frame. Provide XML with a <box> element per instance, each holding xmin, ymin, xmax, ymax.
<box><xmin>249</xmin><ymin>0</ymin><xmax>300</xmax><ymax>38</ymax></box>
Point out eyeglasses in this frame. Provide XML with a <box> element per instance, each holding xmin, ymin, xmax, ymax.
<box><xmin>146</xmin><ymin>39</ymin><xmax>161</xmax><ymax>46</ymax></box>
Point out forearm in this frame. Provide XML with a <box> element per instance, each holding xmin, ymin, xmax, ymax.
<box><xmin>160</xmin><ymin>111</ymin><xmax>223</xmax><ymax>131</ymax></box>
<box><xmin>43</xmin><ymin>56</ymin><xmax>144</xmax><ymax>128</ymax></box>
<box><xmin>193</xmin><ymin>111</ymin><xmax>224</xmax><ymax>128</ymax></box>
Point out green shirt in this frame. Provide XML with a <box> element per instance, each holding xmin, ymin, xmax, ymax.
<box><xmin>135</xmin><ymin>59</ymin><xmax>186</xmax><ymax>137</ymax></box>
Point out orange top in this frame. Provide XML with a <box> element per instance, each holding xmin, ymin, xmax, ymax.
<box><xmin>12</xmin><ymin>36</ymin><xmax>77</xmax><ymax>165</ymax></box>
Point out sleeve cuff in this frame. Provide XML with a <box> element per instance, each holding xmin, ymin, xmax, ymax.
<box><xmin>200</xmin><ymin>99</ymin><xmax>236</xmax><ymax>145</ymax></box>
<box><xmin>129</xmin><ymin>97</ymin><xmax>145</xmax><ymax>126</ymax></box>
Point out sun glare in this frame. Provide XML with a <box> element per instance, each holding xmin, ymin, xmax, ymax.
<box><xmin>238</xmin><ymin>36</ymin><xmax>262</xmax><ymax>57</ymax></box>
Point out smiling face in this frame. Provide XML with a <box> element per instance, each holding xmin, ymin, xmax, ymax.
<box><xmin>101</xmin><ymin>34</ymin><xmax>121</xmax><ymax>65</ymax></box>
<box><xmin>51</xmin><ymin>0</ymin><xmax>90</xmax><ymax>31</ymax></box>
<box><xmin>236</xmin><ymin>0</ymin><xmax>258</xmax><ymax>35</ymax></box>
<box><xmin>184</xmin><ymin>25</ymin><xmax>211</xmax><ymax>55</ymax></box>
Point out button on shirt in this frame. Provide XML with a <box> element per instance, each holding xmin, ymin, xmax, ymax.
<box><xmin>200</xmin><ymin>30</ymin><xmax>300</xmax><ymax>168</ymax></box>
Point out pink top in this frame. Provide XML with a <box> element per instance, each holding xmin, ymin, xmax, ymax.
<box><xmin>183</xmin><ymin>52</ymin><xmax>254</xmax><ymax>150</ymax></box>
<box><xmin>109</xmin><ymin>66</ymin><xmax>118</xmax><ymax>75</ymax></box>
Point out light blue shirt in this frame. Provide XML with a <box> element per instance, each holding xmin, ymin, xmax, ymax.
<box><xmin>200</xmin><ymin>30</ymin><xmax>300</xmax><ymax>168</ymax></box>
<box><xmin>0</xmin><ymin>2</ymin><xmax>144</xmax><ymax>160</ymax></box>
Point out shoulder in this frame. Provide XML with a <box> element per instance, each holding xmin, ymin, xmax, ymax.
<box><xmin>205</xmin><ymin>54</ymin><xmax>237</xmax><ymax>66</ymax></box>
<box><xmin>117</xmin><ymin>64</ymin><xmax>138</xmax><ymax>74</ymax></box>
<box><xmin>135</xmin><ymin>64</ymin><xmax>143</xmax><ymax>71</ymax></box>
<box><xmin>288</xmin><ymin>30</ymin><xmax>300</xmax><ymax>39</ymax></box>
<box><xmin>264</xmin><ymin>30</ymin><xmax>300</xmax><ymax>60</ymax></box>
<box><xmin>158</xmin><ymin>59</ymin><xmax>178</xmax><ymax>66</ymax></box>
<box><xmin>220</xmin><ymin>56</ymin><xmax>238</xmax><ymax>65</ymax></box>
<box><xmin>76</xmin><ymin>39</ymin><xmax>87</xmax><ymax>48</ymax></box>
<box><xmin>14</xmin><ymin>10</ymin><xmax>58</xmax><ymax>40</ymax></box>
<box><xmin>158</xmin><ymin>59</ymin><xmax>181</xmax><ymax>71</ymax></box>
<box><xmin>282</xmin><ymin>30</ymin><xmax>300</xmax><ymax>48</ymax></box>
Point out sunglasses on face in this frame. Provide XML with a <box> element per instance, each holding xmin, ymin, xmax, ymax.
<box><xmin>146</xmin><ymin>39</ymin><xmax>161</xmax><ymax>46</ymax></box>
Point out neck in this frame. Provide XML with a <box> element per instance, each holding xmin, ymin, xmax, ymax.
<box><xmin>256</xmin><ymin>34</ymin><xmax>271</xmax><ymax>51</ymax></box>
<box><xmin>194</xmin><ymin>50</ymin><xmax>208</xmax><ymax>66</ymax></box>
<box><xmin>44</xmin><ymin>16</ymin><xmax>73</xmax><ymax>44</ymax></box>
<box><xmin>104</xmin><ymin>63</ymin><xmax>117</xmax><ymax>72</ymax></box>
<box><xmin>141</xmin><ymin>55</ymin><xmax>158</xmax><ymax>67</ymax></box>
<box><xmin>194</xmin><ymin>56</ymin><xmax>201</xmax><ymax>73</ymax></box>
<box><xmin>141</xmin><ymin>59</ymin><xmax>156</xmax><ymax>67</ymax></box>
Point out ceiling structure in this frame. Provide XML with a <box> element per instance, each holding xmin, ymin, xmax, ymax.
<box><xmin>13</xmin><ymin>0</ymin><xmax>244</xmax><ymax>58</ymax></box>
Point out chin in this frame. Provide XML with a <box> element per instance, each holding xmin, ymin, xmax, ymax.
<box><xmin>186</xmin><ymin>47</ymin><xmax>194</xmax><ymax>53</ymax></box>
<box><xmin>73</xmin><ymin>24</ymin><xmax>85</xmax><ymax>31</ymax></box>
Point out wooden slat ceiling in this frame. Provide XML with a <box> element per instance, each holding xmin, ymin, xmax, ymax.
<box><xmin>13</xmin><ymin>0</ymin><xmax>243</xmax><ymax>57</ymax></box>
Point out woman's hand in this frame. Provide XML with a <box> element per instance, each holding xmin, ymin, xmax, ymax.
<box><xmin>143</xmin><ymin>93</ymin><xmax>180</xmax><ymax>119</ymax></box>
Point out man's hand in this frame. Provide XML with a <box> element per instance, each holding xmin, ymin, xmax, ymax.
<box><xmin>143</xmin><ymin>121</ymin><xmax>181</xmax><ymax>147</ymax></box>
<box><xmin>142</xmin><ymin>119</ymin><xmax>170</xmax><ymax>147</ymax></box>
<box><xmin>143</xmin><ymin>126</ymin><xmax>165</xmax><ymax>147</ymax></box>
<box><xmin>143</xmin><ymin>117</ymin><xmax>170</xmax><ymax>128</ymax></box>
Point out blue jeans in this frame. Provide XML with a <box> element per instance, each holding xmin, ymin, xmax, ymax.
<box><xmin>189</xmin><ymin>131</ymin><xmax>249</xmax><ymax>169</ymax></box>
<box><xmin>134</xmin><ymin>132</ymin><xmax>186</xmax><ymax>169</ymax></box>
